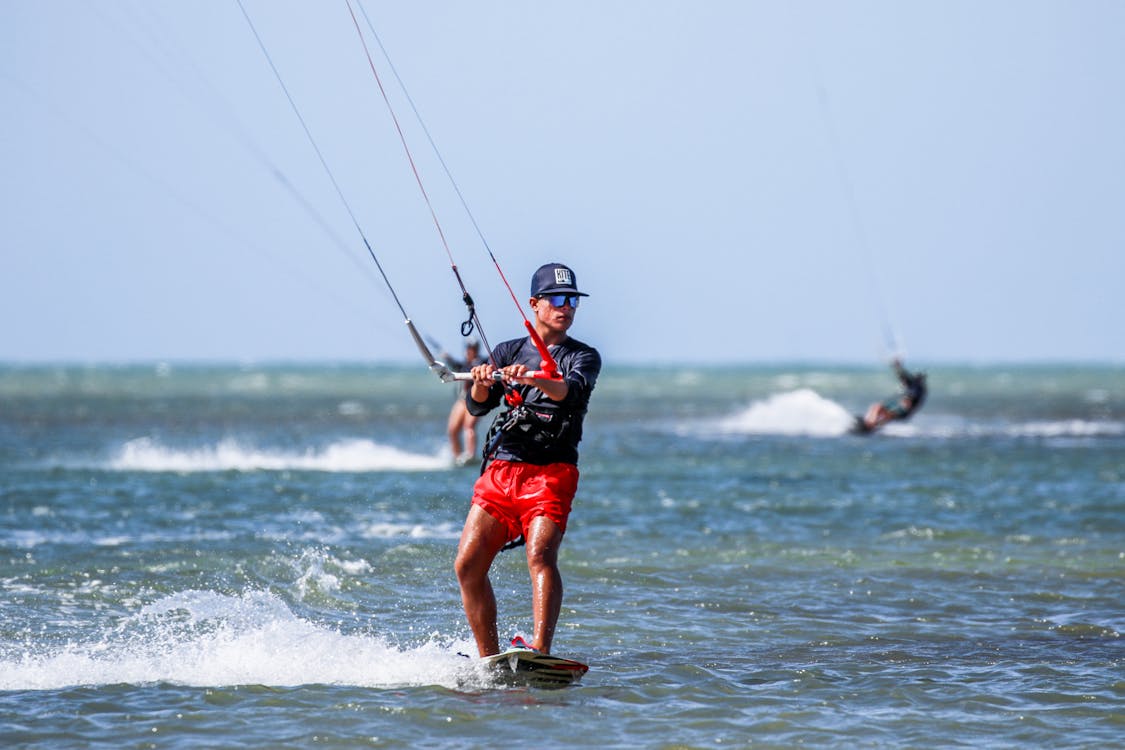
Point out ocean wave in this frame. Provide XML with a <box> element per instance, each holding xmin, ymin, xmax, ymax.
<box><xmin>895</xmin><ymin>418</ymin><xmax>1125</xmax><ymax>440</ymax></box>
<box><xmin>0</xmin><ymin>589</ymin><xmax>477</xmax><ymax>691</ymax></box>
<box><xmin>105</xmin><ymin>437</ymin><xmax>451</xmax><ymax>473</ymax></box>
<box><xmin>998</xmin><ymin>420</ymin><xmax>1125</xmax><ymax>438</ymax></box>
<box><xmin>360</xmin><ymin>521</ymin><xmax>461</xmax><ymax>540</ymax></box>
<box><xmin>2</xmin><ymin>527</ymin><xmax>235</xmax><ymax>550</ymax></box>
<box><xmin>1</xmin><ymin>516</ymin><xmax>460</xmax><ymax>551</ymax></box>
<box><xmin>678</xmin><ymin>389</ymin><xmax>1124</xmax><ymax>440</ymax></box>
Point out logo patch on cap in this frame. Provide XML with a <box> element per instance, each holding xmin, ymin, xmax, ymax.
<box><xmin>554</xmin><ymin>268</ymin><xmax>573</xmax><ymax>286</ymax></box>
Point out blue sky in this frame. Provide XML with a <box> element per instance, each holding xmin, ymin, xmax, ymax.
<box><xmin>3</xmin><ymin>1</ymin><xmax>1122</xmax><ymax>364</ymax></box>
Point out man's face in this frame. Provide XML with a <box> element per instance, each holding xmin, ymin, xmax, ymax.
<box><xmin>531</xmin><ymin>294</ymin><xmax>577</xmax><ymax>333</ymax></box>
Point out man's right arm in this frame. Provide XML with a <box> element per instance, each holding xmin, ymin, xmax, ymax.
<box><xmin>466</xmin><ymin>362</ymin><xmax>503</xmax><ymax>416</ymax></box>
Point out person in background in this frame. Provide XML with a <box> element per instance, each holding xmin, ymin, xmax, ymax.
<box><xmin>455</xmin><ymin>262</ymin><xmax>601</xmax><ymax>657</ymax></box>
<box><xmin>856</xmin><ymin>358</ymin><xmax>927</xmax><ymax>433</ymax></box>
<box><xmin>446</xmin><ymin>340</ymin><xmax>486</xmax><ymax>466</ymax></box>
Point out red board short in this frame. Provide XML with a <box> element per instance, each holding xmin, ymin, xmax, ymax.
<box><xmin>471</xmin><ymin>460</ymin><xmax>579</xmax><ymax>543</ymax></box>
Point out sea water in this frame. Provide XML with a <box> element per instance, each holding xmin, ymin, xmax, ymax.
<box><xmin>1</xmin><ymin>363</ymin><xmax>1122</xmax><ymax>748</ymax></box>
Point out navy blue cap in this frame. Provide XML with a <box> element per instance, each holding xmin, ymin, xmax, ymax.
<box><xmin>530</xmin><ymin>262</ymin><xmax>589</xmax><ymax>298</ymax></box>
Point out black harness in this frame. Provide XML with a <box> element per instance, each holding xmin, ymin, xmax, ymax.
<box><xmin>481</xmin><ymin>401</ymin><xmax>570</xmax><ymax>467</ymax></box>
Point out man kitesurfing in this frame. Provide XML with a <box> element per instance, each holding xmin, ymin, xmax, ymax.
<box><xmin>854</xmin><ymin>359</ymin><xmax>927</xmax><ymax>434</ymax></box>
<box><xmin>240</xmin><ymin>3</ymin><xmax>596</xmax><ymax>679</ymax></box>
<box><xmin>454</xmin><ymin>263</ymin><xmax>600</xmax><ymax>658</ymax></box>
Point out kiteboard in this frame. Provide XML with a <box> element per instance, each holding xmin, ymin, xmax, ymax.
<box><xmin>851</xmin><ymin>415</ymin><xmax>874</xmax><ymax>435</ymax></box>
<box><xmin>482</xmin><ymin>646</ymin><xmax>589</xmax><ymax>689</ymax></box>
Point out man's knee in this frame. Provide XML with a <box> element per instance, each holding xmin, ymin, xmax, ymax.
<box><xmin>455</xmin><ymin>534</ymin><xmax>503</xmax><ymax>585</ymax></box>
<box><xmin>525</xmin><ymin>534</ymin><xmax>561</xmax><ymax>572</ymax></box>
<box><xmin>454</xmin><ymin>547</ymin><xmax>482</xmax><ymax>583</ymax></box>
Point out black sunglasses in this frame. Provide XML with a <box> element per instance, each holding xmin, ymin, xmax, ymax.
<box><xmin>539</xmin><ymin>294</ymin><xmax>581</xmax><ymax>308</ymax></box>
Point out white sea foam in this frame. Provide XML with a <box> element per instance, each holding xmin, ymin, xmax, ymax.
<box><xmin>360</xmin><ymin>520</ymin><xmax>461</xmax><ymax>540</ymax></box>
<box><xmin>713</xmin><ymin>389</ymin><xmax>857</xmax><ymax>437</ymax></box>
<box><xmin>1002</xmin><ymin>420</ymin><xmax>1125</xmax><ymax>438</ymax></box>
<box><xmin>0</xmin><ymin>589</ymin><xmax>476</xmax><ymax>691</ymax></box>
<box><xmin>107</xmin><ymin>437</ymin><xmax>450</xmax><ymax>473</ymax></box>
<box><xmin>290</xmin><ymin>549</ymin><xmax>372</xmax><ymax>599</ymax></box>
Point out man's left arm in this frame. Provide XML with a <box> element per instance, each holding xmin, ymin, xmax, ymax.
<box><xmin>556</xmin><ymin>348</ymin><xmax>601</xmax><ymax>404</ymax></box>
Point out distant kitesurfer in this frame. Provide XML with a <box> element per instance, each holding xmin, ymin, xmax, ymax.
<box><xmin>455</xmin><ymin>262</ymin><xmax>601</xmax><ymax>656</ymax></box>
<box><xmin>855</xmin><ymin>359</ymin><xmax>927</xmax><ymax>434</ymax></box>
<box><xmin>445</xmin><ymin>340</ymin><xmax>486</xmax><ymax>466</ymax></box>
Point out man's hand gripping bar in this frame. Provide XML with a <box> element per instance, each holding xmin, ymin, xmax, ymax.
<box><xmin>407</xmin><ymin>318</ymin><xmax>562</xmax><ymax>383</ymax></box>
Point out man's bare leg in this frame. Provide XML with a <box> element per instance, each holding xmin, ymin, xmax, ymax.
<box><xmin>454</xmin><ymin>505</ymin><xmax>508</xmax><ymax>656</ymax></box>
<box><xmin>524</xmin><ymin>515</ymin><xmax>564</xmax><ymax>654</ymax></box>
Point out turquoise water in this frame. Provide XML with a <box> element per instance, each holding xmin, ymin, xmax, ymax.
<box><xmin>2</xmin><ymin>363</ymin><xmax>1122</xmax><ymax>748</ymax></box>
